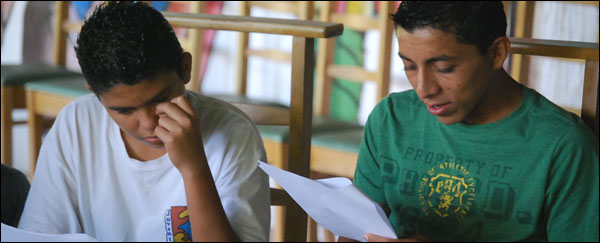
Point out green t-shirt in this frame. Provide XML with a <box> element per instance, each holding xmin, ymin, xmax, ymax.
<box><xmin>354</xmin><ymin>85</ymin><xmax>599</xmax><ymax>242</ymax></box>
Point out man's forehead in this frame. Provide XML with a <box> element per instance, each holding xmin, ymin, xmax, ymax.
<box><xmin>100</xmin><ymin>80</ymin><xmax>171</xmax><ymax>107</ymax></box>
<box><xmin>396</xmin><ymin>27</ymin><xmax>474</xmax><ymax>61</ymax></box>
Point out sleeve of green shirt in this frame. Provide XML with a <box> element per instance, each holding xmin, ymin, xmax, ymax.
<box><xmin>545</xmin><ymin>122</ymin><xmax>599</xmax><ymax>242</ymax></box>
<box><xmin>354</xmin><ymin>102</ymin><xmax>387</xmax><ymax>204</ymax></box>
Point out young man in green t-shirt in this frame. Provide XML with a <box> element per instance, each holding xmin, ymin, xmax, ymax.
<box><xmin>345</xmin><ymin>1</ymin><xmax>599</xmax><ymax>242</ymax></box>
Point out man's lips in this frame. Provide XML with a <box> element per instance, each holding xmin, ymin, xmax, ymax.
<box><xmin>427</xmin><ymin>102</ymin><xmax>452</xmax><ymax>116</ymax></box>
<box><xmin>144</xmin><ymin>136</ymin><xmax>162</xmax><ymax>144</ymax></box>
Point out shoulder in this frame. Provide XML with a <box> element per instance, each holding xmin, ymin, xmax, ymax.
<box><xmin>524</xmin><ymin>87</ymin><xmax>594</xmax><ymax>140</ymax></box>
<box><xmin>522</xmin><ymin>87</ymin><xmax>598</xmax><ymax>156</ymax></box>
<box><xmin>55</xmin><ymin>94</ymin><xmax>107</xmax><ymax>122</ymax></box>
<box><xmin>375</xmin><ymin>89</ymin><xmax>420</xmax><ymax>113</ymax></box>
<box><xmin>45</xmin><ymin>94</ymin><xmax>111</xmax><ymax>147</ymax></box>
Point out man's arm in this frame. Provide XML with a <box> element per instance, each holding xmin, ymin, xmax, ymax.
<box><xmin>544</xmin><ymin>124</ymin><xmax>599</xmax><ymax>242</ymax></box>
<box><xmin>155</xmin><ymin>96</ymin><xmax>239</xmax><ymax>241</ymax></box>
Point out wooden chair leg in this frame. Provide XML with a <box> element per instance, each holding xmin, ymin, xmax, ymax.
<box><xmin>307</xmin><ymin>216</ymin><xmax>318</xmax><ymax>241</ymax></box>
<box><xmin>273</xmin><ymin>206</ymin><xmax>286</xmax><ymax>242</ymax></box>
<box><xmin>1</xmin><ymin>86</ymin><xmax>14</xmax><ymax>166</ymax></box>
<box><xmin>323</xmin><ymin>228</ymin><xmax>335</xmax><ymax>242</ymax></box>
<box><xmin>26</xmin><ymin>91</ymin><xmax>43</xmax><ymax>180</ymax></box>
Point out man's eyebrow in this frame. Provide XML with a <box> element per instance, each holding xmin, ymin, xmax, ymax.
<box><xmin>108</xmin><ymin>87</ymin><xmax>171</xmax><ymax>111</ymax></box>
<box><xmin>398</xmin><ymin>52</ymin><xmax>458</xmax><ymax>64</ymax></box>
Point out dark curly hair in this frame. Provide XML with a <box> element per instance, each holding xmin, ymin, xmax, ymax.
<box><xmin>392</xmin><ymin>1</ymin><xmax>507</xmax><ymax>55</ymax></box>
<box><xmin>75</xmin><ymin>1</ymin><xmax>183</xmax><ymax>95</ymax></box>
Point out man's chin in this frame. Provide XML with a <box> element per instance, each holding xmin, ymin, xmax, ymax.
<box><xmin>435</xmin><ymin>115</ymin><xmax>462</xmax><ymax>125</ymax></box>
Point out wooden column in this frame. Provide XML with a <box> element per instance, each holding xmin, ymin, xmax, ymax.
<box><xmin>1</xmin><ymin>86</ymin><xmax>14</xmax><ymax>165</ymax></box>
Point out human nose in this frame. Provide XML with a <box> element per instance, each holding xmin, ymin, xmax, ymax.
<box><xmin>138</xmin><ymin>106</ymin><xmax>159</xmax><ymax>131</ymax></box>
<box><xmin>416</xmin><ymin>69</ymin><xmax>441</xmax><ymax>99</ymax></box>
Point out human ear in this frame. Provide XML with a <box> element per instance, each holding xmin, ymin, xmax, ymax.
<box><xmin>180</xmin><ymin>52</ymin><xmax>192</xmax><ymax>85</ymax></box>
<box><xmin>488</xmin><ymin>36</ymin><xmax>510</xmax><ymax>70</ymax></box>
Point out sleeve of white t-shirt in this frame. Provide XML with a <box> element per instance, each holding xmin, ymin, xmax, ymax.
<box><xmin>18</xmin><ymin>104</ymin><xmax>82</xmax><ymax>234</ymax></box>
<box><xmin>209</xmin><ymin>111</ymin><xmax>271</xmax><ymax>242</ymax></box>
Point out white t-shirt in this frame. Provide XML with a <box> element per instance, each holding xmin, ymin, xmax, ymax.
<box><xmin>18</xmin><ymin>91</ymin><xmax>270</xmax><ymax>242</ymax></box>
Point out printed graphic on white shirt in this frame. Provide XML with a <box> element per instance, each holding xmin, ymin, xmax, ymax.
<box><xmin>165</xmin><ymin>206</ymin><xmax>192</xmax><ymax>242</ymax></box>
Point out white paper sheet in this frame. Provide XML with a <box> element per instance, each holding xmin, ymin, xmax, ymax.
<box><xmin>258</xmin><ymin>161</ymin><xmax>397</xmax><ymax>242</ymax></box>
<box><xmin>1</xmin><ymin>223</ymin><xmax>98</xmax><ymax>242</ymax></box>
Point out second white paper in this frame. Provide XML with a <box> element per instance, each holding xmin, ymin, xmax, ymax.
<box><xmin>258</xmin><ymin>161</ymin><xmax>397</xmax><ymax>242</ymax></box>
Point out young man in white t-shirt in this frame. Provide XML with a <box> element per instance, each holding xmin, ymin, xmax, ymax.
<box><xmin>18</xmin><ymin>2</ymin><xmax>270</xmax><ymax>241</ymax></box>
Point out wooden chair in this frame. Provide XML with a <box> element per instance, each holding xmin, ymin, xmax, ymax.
<box><xmin>233</xmin><ymin>1</ymin><xmax>313</xmax><ymax>96</ymax></box>
<box><xmin>26</xmin><ymin>2</ymin><xmax>343</xmax><ymax>241</ymax></box>
<box><xmin>166</xmin><ymin>12</ymin><xmax>343</xmax><ymax>243</ymax></box>
<box><xmin>1</xmin><ymin>1</ymin><xmax>83</xmax><ymax>166</ymax></box>
<box><xmin>201</xmin><ymin>1</ymin><xmax>313</xmax><ymax>109</ymax></box>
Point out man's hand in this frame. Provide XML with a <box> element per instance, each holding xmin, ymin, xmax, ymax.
<box><xmin>154</xmin><ymin>95</ymin><xmax>205</xmax><ymax>173</ymax></box>
<box><xmin>155</xmin><ymin>95</ymin><xmax>240</xmax><ymax>241</ymax></box>
<box><xmin>364</xmin><ymin>233</ymin><xmax>427</xmax><ymax>242</ymax></box>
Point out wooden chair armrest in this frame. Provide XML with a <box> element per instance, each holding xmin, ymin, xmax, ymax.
<box><xmin>270</xmin><ymin>188</ymin><xmax>295</xmax><ymax>206</ymax></box>
<box><xmin>162</xmin><ymin>12</ymin><xmax>343</xmax><ymax>38</ymax></box>
<box><xmin>509</xmin><ymin>37</ymin><xmax>599</xmax><ymax>61</ymax></box>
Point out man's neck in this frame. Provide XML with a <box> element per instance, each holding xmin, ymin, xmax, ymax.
<box><xmin>463</xmin><ymin>71</ymin><xmax>523</xmax><ymax>125</ymax></box>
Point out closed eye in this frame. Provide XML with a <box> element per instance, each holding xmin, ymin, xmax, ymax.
<box><xmin>404</xmin><ymin>66</ymin><xmax>417</xmax><ymax>71</ymax></box>
<box><xmin>114</xmin><ymin>108</ymin><xmax>135</xmax><ymax>115</ymax></box>
<box><xmin>436</xmin><ymin>66</ymin><xmax>456</xmax><ymax>73</ymax></box>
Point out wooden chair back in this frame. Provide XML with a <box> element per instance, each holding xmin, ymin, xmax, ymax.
<box><xmin>235</xmin><ymin>1</ymin><xmax>313</xmax><ymax>96</ymax></box>
<box><xmin>314</xmin><ymin>1</ymin><xmax>395</xmax><ymax>116</ymax></box>
<box><xmin>163</xmin><ymin>12</ymin><xmax>342</xmax><ymax>241</ymax></box>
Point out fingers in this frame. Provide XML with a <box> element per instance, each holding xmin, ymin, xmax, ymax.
<box><xmin>155</xmin><ymin>102</ymin><xmax>192</xmax><ymax>127</ymax></box>
<box><xmin>157</xmin><ymin>115</ymin><xmax>181</xmax><ymax>134</ymax></box>
<box><xmin>365</xmin><ymin>233</ymin><xmax>389</xmax><ymax>242</ymax></box>
<box><xmin>170</xmin><ymin>95</ymin><xmax>196</xmax><ymax>118</ymax></box>
<box><xmin>154</xmin><ymin>125</ymin><xmax>171</xmax><ymax>144</ymax></box>
<box><xmin>365</xmin><ymin>233</ymin><xmax>421</xmax><ymax>242</ymax></box>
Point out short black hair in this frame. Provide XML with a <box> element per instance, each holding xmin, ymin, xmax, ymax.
<box><xmin>75</xmin><ymin>1</ymin><xmax>183</xmax><ymax>95</ymax></box>
<box><xmin>392</xmin><ymin>1</ymin><xmax>507</xmax><ymax>55</ymax></box>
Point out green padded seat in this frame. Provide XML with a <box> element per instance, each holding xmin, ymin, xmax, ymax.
<box><xmin>1</xmin><ymin>63</ymin><xmax>82</xmax><ymax>86</ymax></box>
<box><xmin>311</xmin><ymin>127</ymin><xmax>364</xmax><ymax>153</ymax></box>
<box><xmin>206</xmin><ymin>93</ymin><xmax>289</xmax><ymax>109</ymax></box>
<box><xmin>25</xmin><ymin>75</ymin><xmax>91</xmax><ymax>98</ymax></box>
<box><xmin>257</xmin><ymin>116</ymin><xmax>363</xmax><ymax>142</ymax></box>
